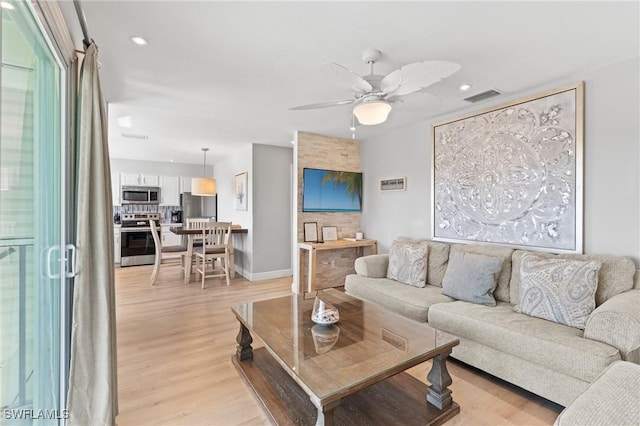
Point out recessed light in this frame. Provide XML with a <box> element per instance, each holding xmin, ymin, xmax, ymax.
<box><xmin>459</xmin><ymin>83</ymin><xmax>472</xmax><ymax>91</ymax></box>
<box><xmin>130</xmin><ymin>36</ymin><xmax>148</xmax><ymax>46</ymax></box>
<box><xmin>1</xmin><ymin>2</ymin><xmax>15</xmax><ymax>10</ymax></box>
<box><xmin>290</xmin><ymin>140</ymin><xmax>295</xmax><ymax>144</ymax></box>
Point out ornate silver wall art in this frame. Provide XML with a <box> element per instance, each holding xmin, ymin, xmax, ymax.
<box><xmin>431</xmin><ymin>83</ymin><xmax>584</xmax><ymax>253</ymax></box>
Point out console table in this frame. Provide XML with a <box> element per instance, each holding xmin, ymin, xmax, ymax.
<box><xmin>297</xmin><ymin>239</ymin><xmax>377</xmax><ymax>293</ymax></box>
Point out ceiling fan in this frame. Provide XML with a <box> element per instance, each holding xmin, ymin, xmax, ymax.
<box><xmin>290</xmin><ymin>48</ymin><xmax>461</xmax><ymax>125</ymax></box>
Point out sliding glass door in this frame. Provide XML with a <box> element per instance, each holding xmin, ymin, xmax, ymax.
<box><xmin>1</xmin><ymin>1</ymin><xmax>68</xmax><ymax>423</ymax></box>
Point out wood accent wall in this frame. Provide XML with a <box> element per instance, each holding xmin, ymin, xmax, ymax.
<box><xmin>297</xmin><ymin>132</ymin><xmax>361</xmax><ymax>290</ymax></box>
<box><xmin>297</xmin><ymin>131</ymin><xmax>361</xmax><ymax>242</ymax></box>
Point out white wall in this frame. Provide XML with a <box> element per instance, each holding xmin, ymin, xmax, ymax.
<box><xmin>213</xmin><ymin>143</ymin><xmax>253</xmax><ymax>277</ymax></box>
<box><xmin>110</xmin><ymin>158</ymin><xmax>211</xmax><ymax>177</ymax></box>
<box><xmin>252</xmin><ymin>144</ymin><xmax>293</xmax><ymax>277</ymax></box>
<box><xmin>212</xmin><ymin>143</ymin><xmax>293</xmax><ymax>280</ymax></box>
<box><xmin>361</xmin><ymin>57</ymin><xmax>640</xmax><ymax>266</ymax></box>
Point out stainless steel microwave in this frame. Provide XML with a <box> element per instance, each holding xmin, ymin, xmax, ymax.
<box><xmin>121</xmin><ymin>186</ymin><xmax>161</xmax><ymax>205</ymax></box>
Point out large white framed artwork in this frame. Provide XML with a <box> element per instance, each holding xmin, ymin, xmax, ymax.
<box><xmin>431</xmin><ymin>82</ymin><xmax>584</xmax><ymax>253</ymax></box>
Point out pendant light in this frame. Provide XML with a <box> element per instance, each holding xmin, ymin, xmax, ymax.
<box><xmin>191</xmin><ymin>147</ymin><xmax>216</xmax><ymax>196</ymax></box>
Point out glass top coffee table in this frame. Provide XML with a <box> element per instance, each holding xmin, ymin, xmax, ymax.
<box><xmin>231</xmin><ymin>289</ymin><xmax>460</xmax><ymax>426</ymax></box>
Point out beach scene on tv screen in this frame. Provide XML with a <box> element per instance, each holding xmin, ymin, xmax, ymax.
<box><xmin>303</xmin><ymin>168</ymin><xmax>362</xmax><ymax>212</ymax></box>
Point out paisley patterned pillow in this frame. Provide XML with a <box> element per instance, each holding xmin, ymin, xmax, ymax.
<box><xmin>386</xmin><ymin>240</ymin><xmax>429</xmax><ymax>288</ymax></box>
<box><xmin>515</xmin><ymin>255</ymin><xmax>602</xmax><ymax>329</ymax></box>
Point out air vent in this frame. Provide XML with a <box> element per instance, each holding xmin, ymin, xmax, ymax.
<box><xmin>121</xmin><ymin>133</ymin><xmax>148</xmax><ymax>140</ymax></box>
<box><xmin>464</xmin><ymin>89</ymin><xmax>503</xmax><ymax>103</ymax></box>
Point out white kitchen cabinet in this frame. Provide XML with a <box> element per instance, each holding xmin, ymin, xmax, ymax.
<box><xmin>179</xmin><ymin>176</ymin><xmax>192</xmax><ymax>194</ymax></box>
<box><xmin>161</xmin><ymin>224</ymin><xmax>183</xmax><ymax>259</ymax></box>
<box><xmin>159</xmin><ymin>176</ymin><xmax>180</xmax><ymax>206</ymax></box>
<box><xmin>120</xmin><ymin>173</ymin><xmax>141</xmax><ymax>186</ymax></box>
<box><xmin>111</xmin><ymin>172</ymin><xmax>121</xmax><ymax>206</ymax></box>
<box><xmin>141</xmin><ymin>175</ymin><xmax>159</xmax><ymax>186</ymax></box>
<box><xmin>120</xmin><ymin>173</ymin><xmax>159</xmax><ymax>186</ymax></box>
<box><xmin>114</xmin><ymin>227</ymin><xmax>121</xmax><ymax>264</ymax></box>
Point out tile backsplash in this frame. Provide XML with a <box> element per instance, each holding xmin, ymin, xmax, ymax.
<box><xmin>113</xmin><ymin>205</ymin><xmax>180</xmax><ymax>223</ymax></box>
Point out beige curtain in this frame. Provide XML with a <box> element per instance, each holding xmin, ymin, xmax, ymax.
<box><xmin>66</xmin><ymin>43</ymin><xmax>118</xmax><ymax>426</ymax></box>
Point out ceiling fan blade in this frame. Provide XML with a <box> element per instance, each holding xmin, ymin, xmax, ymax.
<box><xmin>381</xmin><ymin>60</ymin><xmax>461</xmax><ymax>97</ymax></box>
<box><xmin>320</xmin><ymin>62</ymin><xmax>373</xmax><ymax>93</ymax></box>
<box><xmin>388</xmin><ymin>92</ymin><xmax>442</xmax><ymax>113</ymax></box>
<box><xmin>289</xmin><ymin>99</ymin><xmax>355</xmax><ymax>110</ymax></box>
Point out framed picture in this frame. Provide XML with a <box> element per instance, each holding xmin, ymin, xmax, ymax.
<box><xmin>234</xmin><ymin>172</ymin><xmax>248</xmax><ymax>210</ymax></box>
<box><xmin>431</xmin><ymin>82</ymin><xmax>584</xmax><ymax>253</ymax></box>
<box><xmin>380</xmin><ymin>177</ymin><xmax>406</xmax><ymax>192</ymax></box>
<box><xmin>303</xmin><ymin>222</ymin><xmax>318</xmax><ymax>242</ymax></box>
<box><xmin>322</xmin><ymin>226</ymin><xmax>338</xmax><ymax>241</ymax></box>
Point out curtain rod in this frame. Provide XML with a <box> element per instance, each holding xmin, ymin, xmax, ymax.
<box><xmin>73</xmin><ymin>0</ymin><xmax>92</xmax><ymax>48</ymax></box>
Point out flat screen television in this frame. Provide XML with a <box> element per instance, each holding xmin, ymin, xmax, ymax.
<box><xmin>302</xmin><ymin>168</ymin><xmax>362</xmax><ymax>212</ymax></box>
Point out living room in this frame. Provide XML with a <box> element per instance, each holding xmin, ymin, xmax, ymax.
<box><xmin>1</xmin><ymin>1</ymin><xmax>638</xmax><ymax>425</ymax></box>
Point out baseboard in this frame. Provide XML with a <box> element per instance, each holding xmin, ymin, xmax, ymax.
<box><xmin>235</xmin><ymin>266</ymin><xmax>293</xmax><ymax>282</ymax></box>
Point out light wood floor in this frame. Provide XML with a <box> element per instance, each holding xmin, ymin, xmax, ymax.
<box><xmin>114</xmin><ymin>263</ymin><xmax>563</xmax><ymax>426</ymax></box>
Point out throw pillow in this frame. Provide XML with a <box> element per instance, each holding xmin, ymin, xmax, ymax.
<box><xmin>386</xmin><ymin>240</ymin><xmax>429</xmax><ymax>288</ymax></box>
<box><xmin>515</xmin><ymin>255</ymin><xmax>602</xmax><ymax>329</ymax></box>
<box><xmin>441</xmin><ymin>251</ymin><xmax>504</xmax><ymax>306</ymax></box>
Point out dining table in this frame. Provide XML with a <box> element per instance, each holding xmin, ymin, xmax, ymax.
<box><xmin>170</xmin><ymin>226</ymin><xmax>248</xmax><ymax>284</ymax></box>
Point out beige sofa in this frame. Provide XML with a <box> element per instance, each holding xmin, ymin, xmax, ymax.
<box><xmin>554</xmin><ymin>361</ymin><xmax>640</xmax><ymax>426</ymax></box>
<box><xmin>344</xmin><ymin>240</ymin><xmax>640</xmax><ymax>407</ymax></box>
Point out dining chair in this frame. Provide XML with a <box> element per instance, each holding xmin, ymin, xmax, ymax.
<box><xmin>186</xmin><ymin>217</ymin><xmax>211</xmax><ymax>247</ymax></box>
<box><xmin>186</xmin><ymin>217</ymin><xmax>210</xmax><ymax>229</ymax></box>
<box><xmin>194</xmin><ymin>221</ymin><xmax>232</xmax><ymax>288</ymax></box>
<box><xmin>149</xmin><ymin>220</ymin><xmax>188</xmax><ymax>285</ymax></box>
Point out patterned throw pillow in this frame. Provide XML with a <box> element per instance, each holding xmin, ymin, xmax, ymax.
<box><xmin>515</xmin><ymin>255</ymin><xmax>602</xmax><ymax>329</ymax></box>
<box><xmin>387</xmin><ymin>240</ymin><xmax>429</xmax><ymax>288</ymax></box>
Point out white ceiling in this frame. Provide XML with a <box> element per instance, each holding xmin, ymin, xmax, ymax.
<box><xmin>58</xmin><ymin>1</ymin><xmax>639</xmax><ymax>165</ymax></box>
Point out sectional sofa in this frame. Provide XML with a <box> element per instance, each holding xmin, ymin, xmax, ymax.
<box><xmin>344</xmin><ymin>238</ymin><xmax>640</xmax><ymax>407</ymax></box>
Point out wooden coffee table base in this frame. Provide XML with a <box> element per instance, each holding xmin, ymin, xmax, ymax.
<box><xmin>232</xmin><ymin>347</ymin><xmax>460</xmax><ymax>426</ymax></box>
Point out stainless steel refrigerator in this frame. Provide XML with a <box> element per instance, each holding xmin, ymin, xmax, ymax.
<box><xmin>180</xmin><ymin>192</ymin><xmax>217</xmax><ymax>221</ymax></box>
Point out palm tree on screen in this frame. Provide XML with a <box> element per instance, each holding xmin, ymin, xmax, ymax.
<box><xmin>321</xmin><ymin>171</ymin><xmax>362</xmax><ymax>207</ymax></box>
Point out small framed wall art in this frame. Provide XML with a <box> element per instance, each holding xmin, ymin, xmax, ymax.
<box><xmin>234</xmin><ymin>172</ymin><xmax>248</xmax><ymax>210</ymax></box>
<box><xmin>322</xmin><ymin>226</ymin><xmax>338</xmax><ymax>241</ymax></box>
<box><xmin>380</xmin><ymin>177</ymin><xmax>406</xmax><ymax>192</ymax></box>
<box><xmin>303</xmin><ymin>222</ymin><xmax>318</xmax><ymax>242</ymax></box>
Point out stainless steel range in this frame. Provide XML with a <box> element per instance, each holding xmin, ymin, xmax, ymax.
<box><xmin>120</xmin><ymin>212</ymin><xmax>160</xmax><ymax>267</ymax></box>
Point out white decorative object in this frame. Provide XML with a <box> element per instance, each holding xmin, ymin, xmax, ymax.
<box><xmin>311</xmin><ymin>297</ymin><xmax>340</xmax><ymax>325</ymax></box>
<box><xmin>355</xmin><ymin>232</ymin><xmax>364</xmax><ymax>240</ymax></box>
<box><xmin>431</xmin><ymin>82</ymin><xmax>584</xmax><ymax>253</ymax></box>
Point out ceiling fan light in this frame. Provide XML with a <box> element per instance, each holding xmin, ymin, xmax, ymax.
<box><xmin>191</xmin><ymin>177</ymin><xmax>216</xmax><ymax>196</ymax></box>
<box><xmin>353</xmin><ymin>101</ymin><xmax>392</xmax><ymax>125</ymax></box>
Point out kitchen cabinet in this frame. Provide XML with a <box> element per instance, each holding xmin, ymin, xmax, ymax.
<box><xmin>114</xmin><ymin>226</ymin><xmax>121</xmax><ymax>264</ymax></box>
<box><xmin>121</xmin><ymin>173</ymin><xmax>159</xmax><ymax>186</ymax></box>
<box><xmin>161</xmin><ymin>224</ymin><xmax>183</xmax><ymax>259</ymax></box>
<box><xmin>159</xmin><ymin>176</ymin><xmax>180</xmax><ymax>206</ymax></box>
<box><xmin>111</xmin><ymin>172</ymin><xmax>121</xmax><ymax>206</ymax></box>
<box><xmin>179</xmin><ymin>176</ymin><xmax>192</xmax><ymax>194</ymax></box>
